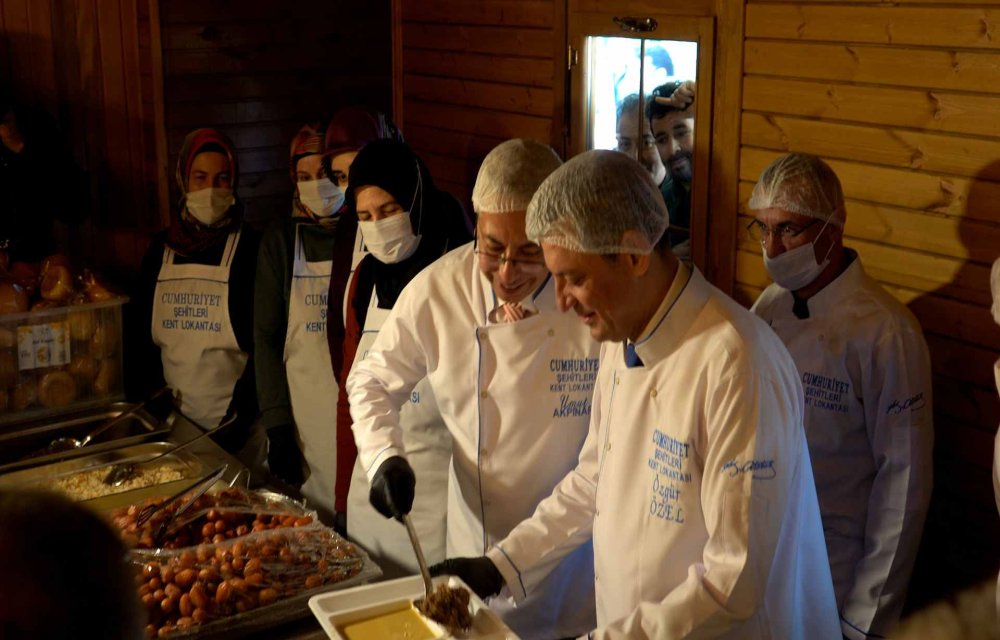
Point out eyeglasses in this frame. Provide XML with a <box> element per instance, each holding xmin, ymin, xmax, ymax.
<box><xmin>746</xmin><ymin>218</ymin><xmax>819</xmax><ymax>245</ymax></box>
<box><xmin>475</xmin><ymin>249</ymin><xmax>547</xmax><ymax>273</ymax></box>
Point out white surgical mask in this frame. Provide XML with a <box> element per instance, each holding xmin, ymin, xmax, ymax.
<box><xmin>298</xmin><ymin>178</ymin><xmax>344</xmax><ymax>218</ymax></box>
<box><xmin>762</xmin><ymin>218</ymin><xmax>834</xmax><ymax>291</ymax></box>
<box><xmin>185</xmin><ymin>188</ymin><xmax>234</xmax><ymax>226</ymax></box>
<box><xmin>358</xmin><ymin>212</ymin><xmax>421</xmax><ymax>264</ymax></box>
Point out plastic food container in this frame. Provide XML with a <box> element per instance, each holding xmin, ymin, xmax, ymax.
<box><xmin>0</xmin><ymin>297</ymin><xmax>127</xmax><ymax>426</ymax></box>
<box><xmin>309</xmin><ymin>575</ymin><xmax>519</xmax><ymax>640</ymax></box>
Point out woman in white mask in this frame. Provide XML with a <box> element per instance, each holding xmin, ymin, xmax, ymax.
<box><xmin>127</xmin><ymin>128</ymin><xmax>262</xmax><ymax>465</ymax></box>
<box><xmin>254</xmin><ymin>112</ymin><xmax>398</xmax><ymax>530</ymax></box>
<box><xmin>336</xmin><ymin>139</ymin><xmax>472</xmax><ymax>577</ymax></box>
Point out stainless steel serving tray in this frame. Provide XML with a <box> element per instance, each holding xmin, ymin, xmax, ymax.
<box><xmin>0</xmin><ymin>402</ymin><xmax>172</xmax><ymax>473</ymax></box>
<box><xmin>0</xmin><ymin>440</ymin><xmax>207</xmax><ymax>511</ymax></box>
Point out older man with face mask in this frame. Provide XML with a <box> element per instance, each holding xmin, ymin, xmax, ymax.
<box><xmin>438</xmin><ymin>149</ymin><xmax>840</xmax><ymax>639</ymax></box>
<box><xmin>748</xmin><ymin>153</ymin><xmax>934</xmax><ymax>640</ymax></box>
<box><xmin>348</xmin><ymin>139</ymin><xmax>598</xmax><ymax>639</ymax></box>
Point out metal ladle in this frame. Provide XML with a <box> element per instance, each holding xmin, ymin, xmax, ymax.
<box><xmin>102</xmin><ymin>409</ymin><xmax>238</xmax><ymax>487</ymax></box>
<box><xmin>29</xmin><ymin>386</ymin><xmax>173</xmax><ymax>459</ymax></box>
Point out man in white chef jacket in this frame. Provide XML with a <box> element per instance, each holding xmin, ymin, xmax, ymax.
<box><xmin>747</xmin><ymin>153</ymin><xmax>933</xmax><ymax>640</ymax></box>
<box><xmin>438</xmin><ymin>149</ymin><xmax>841</xmax><ymax>639</ymax></box>
<box><xmin>348</xmin><ymin>139</ymin><xmax>598</xmax><ymax>639</ymax></box>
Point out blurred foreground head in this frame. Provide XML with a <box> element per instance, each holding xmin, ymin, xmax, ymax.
<box><xmin>0</xmin><ymin>489</ymin><xmax>144</xmax><ymax>640</ymax></box>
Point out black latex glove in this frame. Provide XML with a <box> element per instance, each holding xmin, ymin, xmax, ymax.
<box><xmin>266</xmin><ymin>424</ymin><xmax>305</xmax><ymax>485</ymax></box>
<box><xmin>333</xmin><ymin>511</ymin><xmax>348</xmax><ymax>538</ymax></box>
<box><xmin>369</xmin><ymin>456</ymin><xmax>415</xmax><ymax>522</ymax></box>
<box><xmin>429</xmin><ymin>557</ymin><xmax>504</xmax><ymax>599</ymax></box>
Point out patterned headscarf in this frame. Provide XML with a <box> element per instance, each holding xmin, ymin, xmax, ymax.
<box><xmin>167</xmin><ymin>128</ymin><xmax>242</xmax><ymax>255</ymax></box>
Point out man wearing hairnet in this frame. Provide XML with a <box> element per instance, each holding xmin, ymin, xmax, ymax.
<box><xmin>439</xmin><ymin>149</ymin><xmax>840</xmax><ymax>638</ymax></box>
<box><xmin>747</xmin><ymin>153</ymin><xmax>933</xmax><ymax>640</ymax></box>
<box><xmin>348</xmin><ymin>139</ymin><xmax>598</xmax><ymax>638</ymax></box>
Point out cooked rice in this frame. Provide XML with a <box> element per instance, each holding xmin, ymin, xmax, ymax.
<box><xmin>47</xmin><ymin>464</ymin><xmax>184</xmax><ymax>501</ymax></box>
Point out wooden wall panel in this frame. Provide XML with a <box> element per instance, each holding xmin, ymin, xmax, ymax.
<box><xmin>159</xmin><ymin>0</ymin><xmax>392</xmax><ymax>226</ymax></box>
<box><xmin>742</xmin><ymin>0</ymin><xmax>1000</xmax><ymax>608</ymax></box>
<box><xmin>397</xmin><ymin>0</ymin><xmax>559</xmax><ymax>212</ymax></box>
<box><xmin>0</xmin><ymin>0</ymin><xmax>163</xmax><ymax>280</ymax></box>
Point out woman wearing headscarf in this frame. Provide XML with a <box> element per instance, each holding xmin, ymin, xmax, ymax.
<box><xmin>255</xmin><ymin>109</ymin><xmax>397</xmax><ymax>527</ymax></box>
<box><xmin>127</xmin><ymin>128</ymin><xmax>260</xmax><ymax>459</ymax></box>
<box><xmin>337</xmin><ymin>139</ymin><xmax>472</xmax><ymax>577</ymax></box>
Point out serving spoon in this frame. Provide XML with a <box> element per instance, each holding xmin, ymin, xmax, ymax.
<box><xmin>26</xmin><ymin>386</ymin><xmax>173</xmax><ymax>460</ymax></box>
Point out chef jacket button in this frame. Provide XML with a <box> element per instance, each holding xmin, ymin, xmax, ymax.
<box><xmin>480</xmin><ymin>391</ymin><xmax>488</xmax><ymax>399</ymax></box>
<box><xmin>547</xmin><ymin>329</ymin><xmax>554</xmax><ymax>337</ymax></box>
<box><xmin>650</xmin><ymin>388</ymin><xmax>658</xmax><ymax>397</ymax></box>
<box><xmin>605</xmin><ymin>442</ymin><xmax>611</xmax><ymax>452</ymax></box>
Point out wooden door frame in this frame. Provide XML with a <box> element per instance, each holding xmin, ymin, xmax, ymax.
<box><xmin>563</xmin><ymin>0</ymin><xmax>744</xmax><ymax>292</ymax></box>
<box><xmin>567</xmin><ymin>13</ymin><xmax>715</xmax><ymax>271</ymax></box>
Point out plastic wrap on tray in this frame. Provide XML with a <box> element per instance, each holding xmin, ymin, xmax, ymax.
<box><xmin>133</xmin><ymin>522</ymin><xmax>365</xmax><ymax>638</ymax></box>
<box><xmin>109</xmin><ymin>487</ymin><xmax>316</xmax><ymax>550</ymax></box>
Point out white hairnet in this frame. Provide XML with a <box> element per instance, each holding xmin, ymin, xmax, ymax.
<box><xmin>748</xmin><ymin>153</ymin><xmax>846</xmax><ymax>227</ymax></box>
<box><xmin>526</xmin><ymin>149</ymin><xmax>668</xmax><ymax>255</ymax></box>
<box><xmin>472</xmin><ymin>138</ymin><xmax>562</xmax><ymax>214</ymax></box>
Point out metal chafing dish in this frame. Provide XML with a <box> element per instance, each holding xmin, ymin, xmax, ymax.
<box><xmin>0</xmin><ymin>402</ymin><xmax>171</xmax><ymax>472</ymax></box>
<box><xmin>0</xmin><ymin>440</ymin><xmax>212</xmax><ymax>511</ymax></box>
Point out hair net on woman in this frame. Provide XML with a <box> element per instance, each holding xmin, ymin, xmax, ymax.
<box><xmin>472</xmin><ymin>138</ymin><xmax>562</xmax><ymax>214</ymax></box>
<box><xmin>526</xmin><ymin>149</ymin><xmax>668</xmax><ymax>255</ymax></box>
<box><xmin>747</xmin><ymin>152</ymin><xmax>847</xmax><ymax>227</ymax></box>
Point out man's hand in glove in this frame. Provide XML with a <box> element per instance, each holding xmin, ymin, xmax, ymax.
<box><xmin>369</xmin><ymin>456</ymin><xmax>415</xmax><ymax>522</ymax></box>
<box><xmin>429</xmin><ymin>557</ymin><xmax>504</xmax><ymax>599</ymax></box>
<box><xmin>266</xmin><ymin>424</ymin><xmax>305</xmax><ymax>485</ymax></box>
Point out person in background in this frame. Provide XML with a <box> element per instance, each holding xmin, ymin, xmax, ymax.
<box><xmin>339</xmin><ymin>139</ymin><xmax>468</xmax><ymax>578</ymax></box>
<box><xmin>748</xmin><ymin>153</ymin><xmax>934</xmax><ymax>640</ymax></box>
<box><xmin>349</xmin><ymin>139</ymin><xmax>597</xmax><ymax>639</ymax></box>
<box><xmin>437</xmin><ymin>149</ymin><xmax>839</xmax><ymax>638</ymax></box>
<box><xmin>127</xmin><ymin>128</ymin><xmax>261</xmax><ymax>465</ymax></box>
<box><xmin>255</xmin><ymin>108</ymin><xmax>392</xmax><ymax>529</ymax></box>
<box><xmin>649</xmin><ymin>80</ymin><xmax>695</xmax><ymax>252</ymax></box>
<box><xmin>0</xmin><ymin>92</ymin><xmax>87</xmax><ymax>262</ymax></box>
<box><xmin>615</xmin><ymin>93</ymin><xmax>667</xmax><ymax>190</ymax></box>
<box><xmin>0</xmin><ymin>489</ymin><xmax>144</xmax><ymax>639</ymax></box>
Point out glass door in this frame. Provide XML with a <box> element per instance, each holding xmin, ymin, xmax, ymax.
<box><xmin>568</xmin><ymin>13</ymin><xmax>714</xmax><ymax>265</ymax></box>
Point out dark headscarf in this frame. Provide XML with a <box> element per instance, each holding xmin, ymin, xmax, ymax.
<box><xmin>167</xmin><ymin>128</ymin><xmax>243</xmax><ymax>255</ymax></box>
<box><xmin>347</xmin><ymin>140</ymin><xmax>472</xmax><ymax>307</ymax></box>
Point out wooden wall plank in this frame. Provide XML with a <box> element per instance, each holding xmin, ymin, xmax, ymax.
<box><xmin>403</xmin><ymin>74</ymin><xmax>554</xmax><ymax>117</ymax></box>
<box><xmin>403</xmin><ymin>50</ymin><xmax>554</xmax><ymax>88</ymax></box>
<box><xmin>743</xmin><ymin>76</ymin><xmax>1000</xmax><ymax>140</ymax></box>
<box><xmin>745</xmin><ymin>40</ymin><xmax>1000</xmax><ymax>94</ymax></box>
<box><xmin>402</xmin><ymin>23</ymin><xmax>552</xmax><ymax>57</ymax></box>
<box><xmin>740</xmin><ymin>147</ymin><xmax>1000</xmax><ymax>224</ymax></box>
<box><xmin>25</xmin><ymin>0</ymin><xmax>57</xmax><ymax>114</ymax></box>
<box><xmin>741</xmin><ymin>113</ymin><xmax>1000</xmax><ymax>182</ymax></box>
<box><xmin>404</xmin><ymin>98</ymin><xmax>552</xmax><ymax>140</ymax></box>
<box><xmin>746</xmin><ymin>5</ymin><xmax>1000</xmax><ymax>49</ymax></box>
<box><xmin>737</xmin><ymin>182</ymin><xmax>1000</xmax><ymax>264</ymax></box>
<box><xmin>401</xmin><ymin>0</ymin><xmax>553</xmax><ymax>28</ymax></box>
<box><xmin>404</xmin><ymin>124</ymin><xmax>506</xmax><ymax>161</ymax></box>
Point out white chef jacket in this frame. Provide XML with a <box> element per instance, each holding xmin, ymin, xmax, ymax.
<box><xmin>752</xmin><ymin>252</ymin><xmax>933</xmax><ymax>640</ymax></box>
<box><xmin>486</xmin><ymin>264</ymin><xmax>841</xmax><ymax>639</ymax></box>
<box><xmin>348</xmin><ymin>243</ymin><xmax>598</xmax><ymax>639</ymax></box>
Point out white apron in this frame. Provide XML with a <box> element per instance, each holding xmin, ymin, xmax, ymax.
<box><xmin>152</xmin><ymin>230</ymin><xmax>246</xmax><ymax>428</ymax></box>
<box><xmin>283</xmin><ymin>225</ymin><xmax>340</xmax><ymax>521</ymax></box>
<box><xmin>347</xmin><ymin>274</ymin><xmax>451</xmax><ymax>579</ymax></box>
